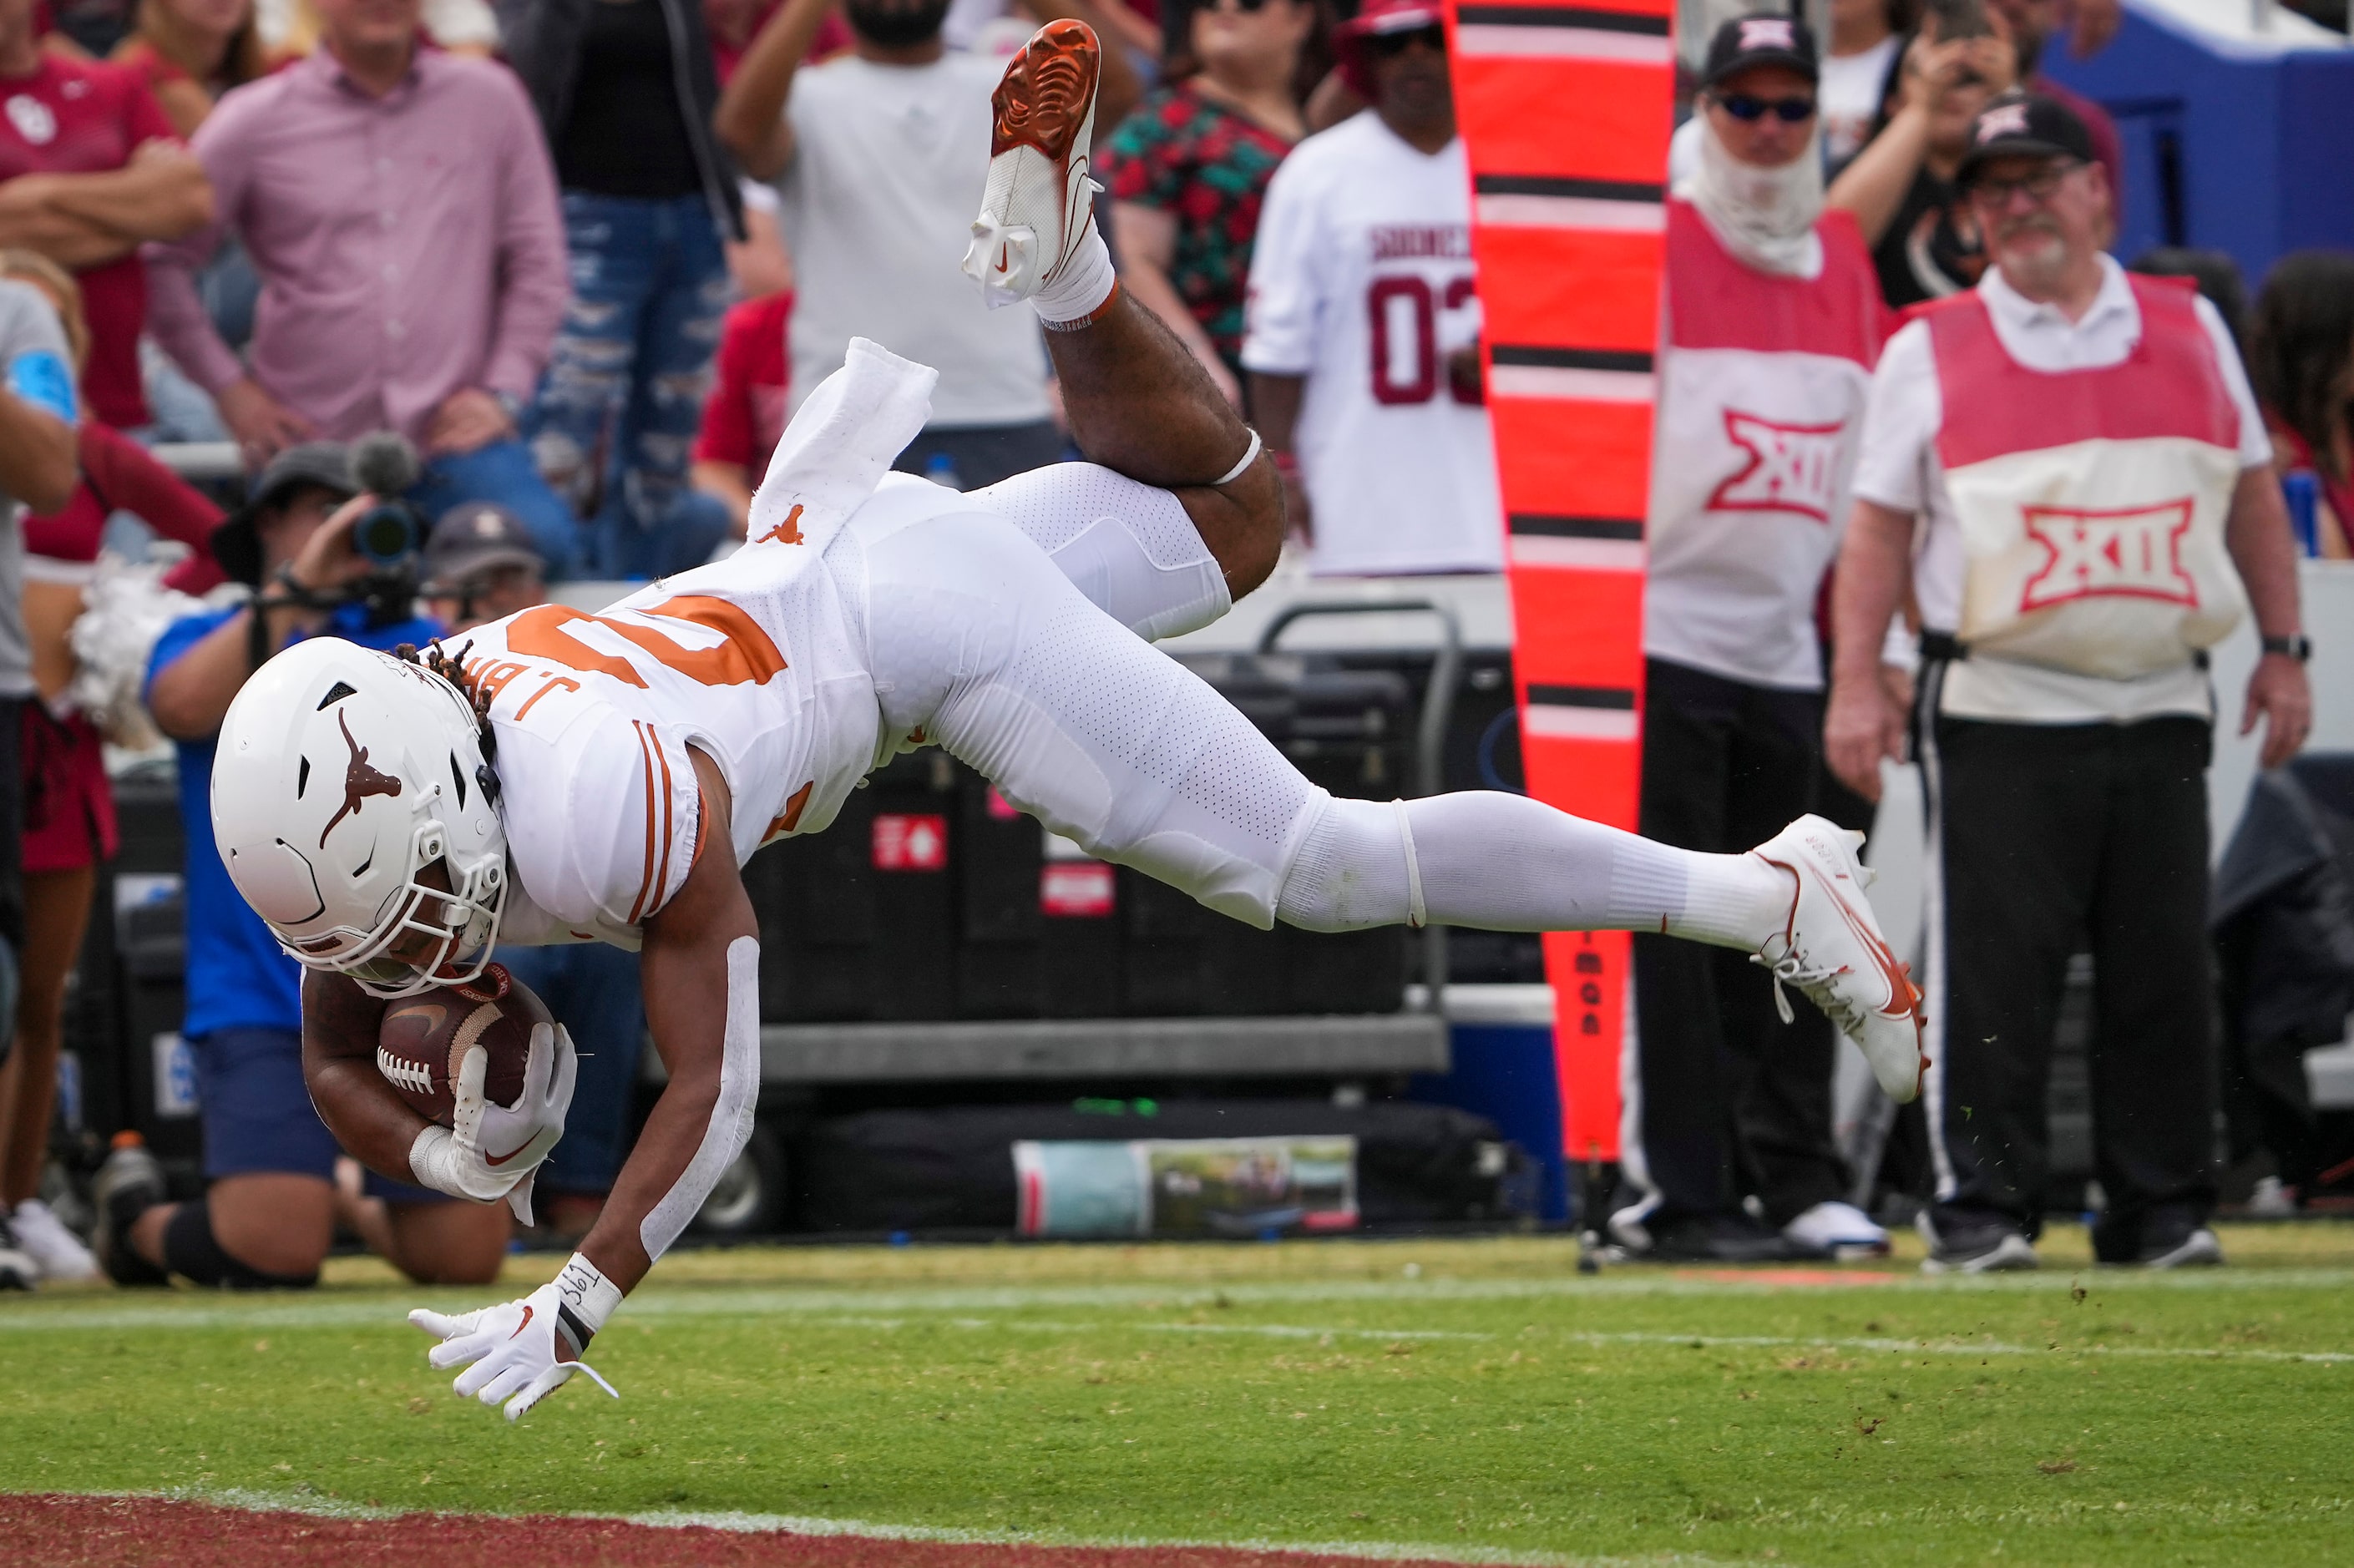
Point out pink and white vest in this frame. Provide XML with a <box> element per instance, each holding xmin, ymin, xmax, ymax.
<box><xmin>1645</xmin><ymin>200</ymin><xmax>1885</xmax><ymax>690</ymax></box>
<box><xmin>1928</xmin><ymin>275</ymin><xmax>2247</xmax><ymax>680</ymax></box>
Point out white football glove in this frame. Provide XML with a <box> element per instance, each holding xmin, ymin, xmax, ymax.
<box><xmin>410</xmin><ymin>1021</ymin><xmax>577</xmax><ymax>1224</ymax></box>
<box><xmin>409</xmin><ymin>1278</ymin><xmax>620</xmax><ymax>1422</ymax></box>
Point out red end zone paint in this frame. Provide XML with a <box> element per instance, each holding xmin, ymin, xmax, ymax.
<box><xmin>0</xmin><ymin>1495</ymin><xmax>1496</xmax><ymax>1568</ymax></box>
<box><xmin>1448</xmin><ymin>0</ymin><xmax>1673</xmax><ymax>1165</ymax></box>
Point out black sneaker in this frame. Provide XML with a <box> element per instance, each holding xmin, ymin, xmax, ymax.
<box><xmin>2090</xmin><ymin>1204</ymin><xmax>2224</xmax><ymax>1267</ymax></box>
<box><xmin>1917</xmin><ymin>1206</ymin><xmax>2038</xmax><ymax>1274</ymax></box>
<box><xmin>1643</xmin><ymin>1211</ymin><xmax>1830</xmax><ymax>1264</ymax></box>
<box><xmin>2095</xmin><ymin>1208</ymin><xmax>2224</xmax><ymax>1269</ymax></box>
<box><xmin>92</xmin><ymin>1135</ymin><xmax>170</xmax><ymax>1287</ymax></box>
<box><xmin>2139</xmin><ymin>1227</ymin><xmax>2224</xmax><ymax>1268</ymax></box>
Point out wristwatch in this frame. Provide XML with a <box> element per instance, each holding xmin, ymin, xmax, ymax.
<box><xmin>2260</xmin><ymin>634</ymin><xmax>2313</xmax><ymax>662</ymax></box>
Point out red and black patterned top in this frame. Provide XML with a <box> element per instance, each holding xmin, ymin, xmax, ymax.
<box><xmin>1101</xmin><ymin>82</ymin><xmax>1293</xmax><ymax>372</ymax></box>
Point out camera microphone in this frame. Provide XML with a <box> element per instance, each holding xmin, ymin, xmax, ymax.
<box><xmin>352</xmin><ymin>431</ymin><xmax>423</xmax><ymax>499</ymax></box>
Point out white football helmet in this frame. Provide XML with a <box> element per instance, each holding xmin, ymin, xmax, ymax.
<box><xmin>212</xmin><ymin>639</ymin><xmax>509</xmax><ymax>998</ymax></box>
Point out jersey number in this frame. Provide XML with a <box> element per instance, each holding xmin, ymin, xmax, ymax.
<box><xmin>1368</xmin><ymin>275</ymin><xmax>1477</xmax><ymax>407</ymax></box>
<box><xmin>501</xmin><ymin>597</ymin><xmax>787</xmax><ymax>690</ymax></box>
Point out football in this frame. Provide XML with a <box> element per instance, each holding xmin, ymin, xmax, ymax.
<box><xmin>375</xmin><ymin>964</ymin><xmax>557</xmax><ymax>1125</ymax></box>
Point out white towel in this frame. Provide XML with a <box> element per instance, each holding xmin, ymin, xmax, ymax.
<box><xmin>741</xmin><ymin>336</ymin><xmax>939</xmax><ymax>562</ymax></box>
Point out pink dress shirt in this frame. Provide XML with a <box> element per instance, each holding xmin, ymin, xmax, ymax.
<box><xmin>144</xmin><ymin>47</ymin><xmax>570</xmax><ymax>445</ymax></box>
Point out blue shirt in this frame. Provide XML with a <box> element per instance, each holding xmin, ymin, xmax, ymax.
<box><xmin>146</xmin><ymin>602</ymin><xmax>444</xmax><ymax>1040</ymax></box>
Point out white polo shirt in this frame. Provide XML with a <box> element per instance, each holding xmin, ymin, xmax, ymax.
<box><xmin>1850</xmin><ymin>255</ymin><xmax>2270</xmax><ymax>723</ymax></box>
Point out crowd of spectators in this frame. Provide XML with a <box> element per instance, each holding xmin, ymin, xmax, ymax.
<box><xmin>0</xmin><ymin>0</ymin><xmax>2335</xmax><ymax>1287</ymax></box>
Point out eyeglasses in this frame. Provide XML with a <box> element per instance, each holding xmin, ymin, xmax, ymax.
<box><xmin>1967</xmin><ymin>159</ymin><xmax>2083</xmax><ymax>205</ymax></box>
<box><xmin>1714</xmin><ymin>94</ymin><xmax>1817</xmax><ymax>123</ymax></box>
<box><xmin>1208</xmin><ymin>0</ymin><xmax>1276</xmax><ymax>13</ymax></box>
<box><xmin>1365</xmin><ymin>23</ymin><xmax>1445</xmax><ymax>56</ymax></box>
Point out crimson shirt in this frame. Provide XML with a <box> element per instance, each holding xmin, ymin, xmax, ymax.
<box><xmin>0</xmin><ymin>55</ymin><xmax>179</xmax><ymax>428</ymax></box>
<box><xmin>692</xmin><ymin>291</ymin><xmax>792</xmax><ymax>478</ymax></box>
<box><xmin>25</xmin><ymin>420</ymin><xmax>225</xmax><ymax>591</ymax></box>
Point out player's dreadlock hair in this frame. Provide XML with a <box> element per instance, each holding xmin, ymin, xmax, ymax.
<box><xmin>394</xmin><ymin>640</ymin><xmax>503</xmax><ymax>801</ymax></box>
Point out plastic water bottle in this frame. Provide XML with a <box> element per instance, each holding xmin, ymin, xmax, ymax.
<box><xmin>924</xmin><ymin>452</ymin><xmax>964</xmax><ymax>493</ymax></box>
<box><xmin>2282</xmin><ymin>470</ymin><xmax>2320</xmax><ymax>557</ymax></box>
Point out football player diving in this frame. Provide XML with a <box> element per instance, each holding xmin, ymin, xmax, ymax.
<box><xmin>206</xmin><ymin>23</ymin><xmax>1925</xmax><ymax>1420</ymax></box>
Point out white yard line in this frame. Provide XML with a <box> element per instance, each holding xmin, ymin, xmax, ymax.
<box><xmin>121</xmin><ymin>1488</ymin><xmax>1744</xmax><ymax>1568</ymax></box>
<box><xmin>716</xmin><ymin>1313</ymin><xmax>2354</xmax><ymax>1366</ymax></box>
<box><xmin>7</xmin><ymin>1266</ymin><xmax>2354</xmax><ymax>1356</ymax></box>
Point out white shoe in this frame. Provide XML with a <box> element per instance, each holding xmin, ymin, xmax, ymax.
<box><xmin>0</xmin><ymin>1214</ymin><xmax>33</xmax><ymax>1290</ymax></box>
<box><xmin>12</xmin><ymin>1198</ymin><xmax>98</xmax><ymax>1282</ymax></box>
<box><xmin>2245</xmin><ymin>1176</ymin><xmax>2296</xmax><ymax>1216</ymax></box>
<box><xmin>961</xmin><ymin>19</ymin><xmax>1102</xmax><ymax>309</ymax></box>
<box><xmin>1782</xmin><ymin>1199</ymin><xmax>1890</xmax><ymax>1260</ymax></box>
<box><xmin>1749</xmin><ymin>815</ymin><xmax>1926</xmax><ymax>1103</ymax></box>
<box><xmin>1604</xmin><ymin>1199</ymin><xmax>1656</xmax><ymax>1253</ymax></box>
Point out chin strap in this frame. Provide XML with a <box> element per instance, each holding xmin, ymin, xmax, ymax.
<box><xmin>638</xmin><ymin>935</ymin><xmax>762</xmax><ymax>1263</ymax></box>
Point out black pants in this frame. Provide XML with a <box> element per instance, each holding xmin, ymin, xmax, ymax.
<box><xmin>1628</xmin><ymin>659</ymin><xmax>1845</xmax><ymax>1226</ymax></box>
<box><xmin>1923</xmin><ymin>706</ymin><xmax>2216</xmax><ymax>1252</ymax></box>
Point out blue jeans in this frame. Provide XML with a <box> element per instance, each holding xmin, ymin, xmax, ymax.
<box><xmin>494</xmin><ymin>943</ymin><xmax>648</xmax><ymax>1197</ymax></box>
<box><xmin>408</xmin><ymin>437</ymin><xmax>584</xmax><ymax>581</ymax></box>
<box><xmin>526</xmin><ymin>191</ymin><xmax>733</xmax><ymax>580</ymax></box>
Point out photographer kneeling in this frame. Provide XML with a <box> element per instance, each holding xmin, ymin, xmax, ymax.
<box><xmin>94</xmin><ymin>443</ymin><xmax>511</xmax><ymax>1289</ymax></box>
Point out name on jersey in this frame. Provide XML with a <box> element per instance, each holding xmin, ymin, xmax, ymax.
<box><xmin>1369</xmin><ymin>224</ymin><xmax>1473</xmax><ymax>264</ymax></box>
<box><xmin>1706</xmin><ymin>412</ymin><xmax>1845</xmax><ymax>523</ymax></box>
<box><xmin>2018</xmin><ymin>498</ymin><xmax>2199</xmax><ymax>610</ymax></box>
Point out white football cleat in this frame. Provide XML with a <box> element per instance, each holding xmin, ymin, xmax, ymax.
<box><xmin>1748</xmin><ymin>814</ymin><xmax>1927</xmax><ymax>1104</ymax></box>
<box><xmin>1781</xmin><ymin>1199</ymin><xmax>1891</xmax><ymax>1261</ymax></box>
<box><xmin>962</xmin><ymin>19</ymin><xmax>1102</xmax><ymax>309</ymax></box>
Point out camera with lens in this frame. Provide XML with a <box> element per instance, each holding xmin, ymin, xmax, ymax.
<box><xmin>346</xmin><ymin>432</ymin><xmax>428</xmax><ymax>627</ymax></box>
<box><xmin>352</xmin><ymin>496</ymin><xmax>425</xmax><ymax>570</ymax></box>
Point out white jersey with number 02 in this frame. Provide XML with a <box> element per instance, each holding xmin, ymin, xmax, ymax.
<box><xmin>1242</xmin><ymin>114</ymin><xmax>1502</xmax><ymax>577</ymax></box>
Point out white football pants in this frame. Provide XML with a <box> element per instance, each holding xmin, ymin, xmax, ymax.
<box><xmin>833</xmin><ymin>466</ymin><xmax>1784</xmax><ymax>948</ymax></box>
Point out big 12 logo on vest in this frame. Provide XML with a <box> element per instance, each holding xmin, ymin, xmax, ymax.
<box><xmin>2018</xmin><ymin>498</ymin><xmax>2198</xmax><ymax>610</ymax></box>
<box><xmin>1707</xmin><ymin>412</ymin><xmax>1845</xmax><ymax>523</ymax></box>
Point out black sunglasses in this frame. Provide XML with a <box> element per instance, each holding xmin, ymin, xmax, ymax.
<box><xmin>1366</xmin><ymin>23</ymin><xmax>1445</xmax><ymax>55</ymax></box>
<box><xmin>1715</xmin><ymin>94</ymin><xmax>1817</xmax><ymax>123</ymax></box>
<box><xmin>1964</xmin><ymin>159</ymin><xmax>2085</xmax><ymax>205</ymax></box>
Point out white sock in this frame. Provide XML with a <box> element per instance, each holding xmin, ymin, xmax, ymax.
<box><xmin>1033</xmin><ymin>219</ymin><xmax>1116</xmax><ymax>327</ymax></box>
<box><xmin>1274</xmin><ymin>793</ymin><xmax>1793</xmax><ymax>952</ymax></box>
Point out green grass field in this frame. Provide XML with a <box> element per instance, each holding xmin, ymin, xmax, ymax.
<box><xmin>7</xmin><ymin>1223</ymin><xmax>2354</xmax><ymax>1566</ymax></box>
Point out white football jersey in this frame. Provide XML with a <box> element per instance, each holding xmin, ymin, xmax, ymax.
<box><xmin>1242</xmin><ymin>114</ymin><xmax>1502</xmax><ymax>577</ymax></box>
<box><xmin>453</xmin><ymin>539</ymin><xmax>885</xmax><ymax>949</ymax></box>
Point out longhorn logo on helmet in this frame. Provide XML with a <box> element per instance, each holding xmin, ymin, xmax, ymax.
<box><xmin>321</xmin><ymin>709</ymin><xmax>404</xmax><ymax>847</ymax></box>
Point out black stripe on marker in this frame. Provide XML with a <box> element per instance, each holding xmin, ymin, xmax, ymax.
<box><xmin>1491</xmin><ymin>346</ymin><xmax>1656</xmax><ymax>374</ymax></box>
<box><xmin>1526</xmin><ymin>685</ymin><xmax>1638</xmax><ymax>710</ymax></box>
<box><xmin>1510</xmin><ymin>515</ymin><xmax>1644</xmax><ymax>540</ymax></box>
<box><xmin>1455</xmin><ymin>6</ymin><xmax>1671</xmax><ymax>35</ymax></box>
<box><xmin>1475</xmin><ymin>174</ymin><xmax>1665</xmax><ymax>203</ymax></box>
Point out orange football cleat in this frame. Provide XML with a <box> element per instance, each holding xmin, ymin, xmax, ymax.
<box><xmin>962</xmin><ymin>20</ymin><xmax>1104</xmax><ymax>309</ymax></box>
